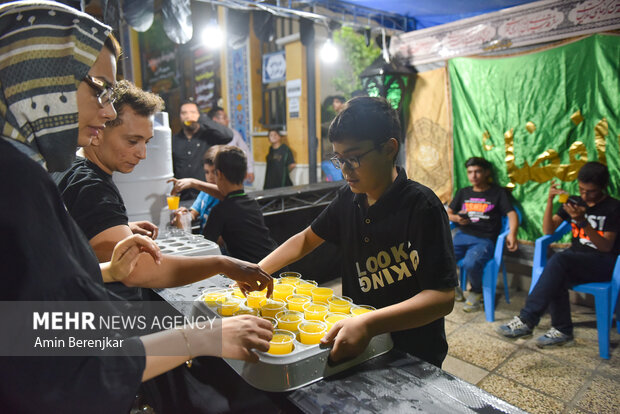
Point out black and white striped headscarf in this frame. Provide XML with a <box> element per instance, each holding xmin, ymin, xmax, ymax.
<box><xmin>0</xmin><ymin>1</ymin><xmax>111</xmax><ymax>171</ymax></box>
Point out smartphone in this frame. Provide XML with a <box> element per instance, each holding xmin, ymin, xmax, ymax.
<box><xmin>458</xmin><ymin>212</ymin><xmax>469</xmax><ymax>219</ymax></box>
<box><xmin>567</xmin><ymin>196</ymin><xmax>586</xmax><ymax>207</ymax></box>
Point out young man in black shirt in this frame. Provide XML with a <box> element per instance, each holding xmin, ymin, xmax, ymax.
<box><xmin>201</xmin><ymin>146</ymin><xmax>279</xmax><ymax>263</ymax></box>
<box><xmin>56</xmin><ymin>81</ymin><xmax>273</xmax><ymax>300</ymax></box>
<box><xmin>447</xmin><ymin>157</ymin><xmax>519</xmax><ymax>312</ymax></box>
<box><xmin>258</xmin><ymin>97</ymin><xmax>457</xmax><ymax>367</ymax></box>
<box><xmin>498</xmin><ymin>162</ymin><xmax>620</xmax><ymax>347</ymax></box>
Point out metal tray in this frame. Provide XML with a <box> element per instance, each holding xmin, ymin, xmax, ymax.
<box><xmin>192</xmin><ymin>292</ymin><xmax>394</xmax><ymax>392</ymax></box>
<box><xmin>155</xmin><ymin>234</ymin><xmax>221</xmax><ymax>257</ymax></box>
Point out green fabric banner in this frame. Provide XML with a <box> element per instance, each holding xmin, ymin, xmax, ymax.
<box><xmin>449</xmin><ymin>34</ymin><xmax>620</xmax><ymax>242</ymax></box>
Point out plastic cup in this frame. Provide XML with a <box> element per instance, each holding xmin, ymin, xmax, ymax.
<box><xmin>233</xmin><ymin>307</ymin><xmax>259</xmax><ymax>316</ymax></box>
<box><xmin>166</xmin><ymin>195</ymin><xmax>180</xmax><ymax>210</ymax></box>
<box><xmin>350</xmin><ymin>304</ymin><xmax>376</xmax><ymax>316</ymax></box>
<box><xmin>311</xmin><ymin>287</ymin><xmax>333</xmax><ymax>304</ymax></box>
<box><xmin>262</xmin><ymin>317</ymin><xmax>278</xmax><ymax>328</ymax></box>
<box><xmin>327</xmin><ymin>296</ymin><xmax>353</xmax><ymax>313</ymax></box>
<box><xmin>218</xmin><ymin>297</ymin><xmax>242</xmax><ymax>316</ymax></box>
<box><xmin>299</xmin><ymin>321</ymin><xmax>327</xmax><ymax>345</ymax></box>
<box><xmin>285</xmin><ymin>294</ymin><xmax>311</xmax><ymax>312</ymax></box>
<box><xmin>303</xmin><ymin>302</ymin><xmax>328</xmax><ymax>321</ymax></box>
<box><xmin>278</xmin><ymin>272</ymin><xmax>302</xmax><ymax>286</ymax></box>
<box><xmin>275</xmin><ymin>310</ymin><xmax>304</xmax><ymax>332</ymax></box>
<box><xmin>267</xmin><ymin>329</ymin><xmax>295</xmax><ymax>355</ymax></box>
<box><xmin>247</xmin><ymin>290</ymin><xmax>268</xmax><ymax>309</ymax></box>
<box><xmin>295</xmin><ymin>280</ymin><xmax>318</xmax><ymax>296</ymax></box>
<box><xmin>324</xmin><ymin>312</ymin><xmax>351</xmax><ymax>329</ymax></box>
<box><xmin>260</xmin><ymin>299</ymin><xmax>286</xmax><ymax>318</ymax></box>
<box><xmin>201</xmin><ymin>288</ymin><xmax>232</xmax><ymax>307</ymax></box>
<box><xmin>558</xmin><ymin>192</ymin><xmax>569</xmax><ymax>203</ymax></box>
<box><xmin>273</xmin><ymin>283</ymin><xmax>296</xmax><ymax>301</ymax></box>
<box><xmin>230</xmin><ymin>285</ymin><xmax>245</xmax><ymax>299</ymax></box>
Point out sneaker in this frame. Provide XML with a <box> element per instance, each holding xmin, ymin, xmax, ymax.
<box><xmin>463</xmin><ymin>292</ymin><xmax>482</xmax><ymax>312</ymax></box>
<box><xmin>535</xmin><ymin>327</ymin><xmax>574</xmax><ymax>348</ymax></box>
<box><xmin>455</xmin><ymin>286</ymin><xmax>465</xmax><ymax>302</ymax></box>
<box><xmin>496</xmin><ymin>316</ymin><xmax>533</xmax><ymax>338</ymax></box>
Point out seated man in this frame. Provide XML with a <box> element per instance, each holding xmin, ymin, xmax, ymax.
<box><xmin>168</xmin><ymin>146</ymin><xmax>278</xmax><ymax>264</ymax></box>
<box><xmin>497</xmin><ymin>162</ymin><xmax>619</xmax><ymax>347</ymax></box>
<box><xmin>55</xmin><ymin>80</ymin><xmax>272</xmax><ymax>300</ymax></box>
<box><xmin>174</xmin><ymin>145</ymin><xmax>220</xmax><ymax>232</ymax></box>
<box><xmin>447</xmin><ymin>157</ymin><xmax>519</xmax><ymax>312</ymax></box>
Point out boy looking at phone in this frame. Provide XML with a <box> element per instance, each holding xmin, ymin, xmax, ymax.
<box><xmin>497</xmin><ymin>162</ymin><xmax>620</xmax><ymax>347</ymax></box>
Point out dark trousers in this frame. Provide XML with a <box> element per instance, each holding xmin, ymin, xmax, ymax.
<box><xmin>453</xmin><ymin>230</ymin><xmax>495</xmax><ymax>293</ymax></box>
<box><xmin>520</xmin><ymin>249</ymin><xmax>616</xmax><ymax>335</ymax></box>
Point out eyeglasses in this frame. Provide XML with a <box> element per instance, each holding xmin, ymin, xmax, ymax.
<box><xmin>83</xmin><ymin>74</ymin><xmax>116</xmax><ymax>107</ymax></box>
<box><xmin>330</xmin><ymin>147</ymin><xmax>377</xmax><ymax>170</ymax></box>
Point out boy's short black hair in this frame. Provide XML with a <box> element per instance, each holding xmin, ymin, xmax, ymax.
<box><xmin>332</xmin><ymin>95</ymin><xmax>345</xmax><ymax>103</ymax></box>
<box><xmin>328</xmin><ymin>97</ymin><xmax>401</xmax><ymax>146</ymax></box>
<box><xmin>578</xmin><ymin>161</ymin><xmax>609</xmax><ymax>189</ymax></box>
<box><xmin>214</xmin><ymin>146</ymin><xmax>247</xmax><ymax>185</ymax></box>
<box><xmin>465</xmin><ymin>157</ymin><xmax>493</xmax><ymax>171</ymax></box>
<box><xmin>268</xmin><ymin>128</ymin><xmax>281</xmax><ymax>136</ymax></box>
<box><xmin>207</xmin><ymin>106</ymin><xmax>224</xmax><ymax>119</ymax></box>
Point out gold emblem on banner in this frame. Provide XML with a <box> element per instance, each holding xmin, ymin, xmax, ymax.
<box><xmin>505</xmin><ymin>118</ymin><xmax>608</xmax><ymax>186</ymax></box>
<box><xmin>482</xmin><ymin>130</ymin><xmax>494</xmax><ymax>151</ymax></box>
<box><xmin>526</xmin><ymin>122</ymin><xmax>536</xmax><ymax>134</ymax></box>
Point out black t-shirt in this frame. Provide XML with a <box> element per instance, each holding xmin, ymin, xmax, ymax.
<box><xmin>449</xmin><ymin>185</ymin><xmax>514</xmax><ymax>239</ymax></box>
<box><xmin>264</xmin><ymin>144</ymin><xmax>295</xmax><ymax>189</ymax></box>
<box><xmin>172</xmin><ymin>117</ymin><xmax>233</xmax><ymax>200</ymax></box>
<box><xmin>557</xmin><ymin>195</ymin><xmax>620</xmax><ymax>255</ymax></box>
<box><xmin>0</xmin><ymin>139</ymin><xmax>145</xmax><ymax>412</ymax></box>
<box><xmin>311</xmin><ymin>168</ymin><xmax>458</xmax><ymax>367</ymax></box>
<box><xmin>55</xmin><ymin>157</ymin><xmax>145</xmax><ymax>301</ymax></box>
<box><xmin>203</xmin><ymin>190</ymin><xmax>278</xmax><ymax>263</ymax></box>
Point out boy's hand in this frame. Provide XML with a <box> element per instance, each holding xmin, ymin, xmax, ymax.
<box><xmin>167</xmin><ymin>177</ymin><xmax>195</xmax><ymax>195</ymax></box>
<box><xmin>563</xmin><ymin>202</ymin><xmax>587</xmax><ymax>223</ymax></box>
<box><xmin>129</xmin><ymin>220</ymin><xmax>159</xmax><ymax>239</ymax></box>
<box><xmin>321</xmin><ymin>317</ymin><xmax>372</xmax><ymax>363</ymax></box>
<box><xmin>455</xmin><ymin>211</ymin><xmax>471</xmax><ymax>226</ymax></box>
<box><xmin>548</xmin><ymin>179</ymin><xmax>564</xmax><ymax>200</ymax></box>
<box><xmin>506</xmin><ymin>233</ymin><xmax>518</xmax><ymax>252</ymax></box>
<box><xmin>221</xmin><ymin>257</ymin><xmax>274</xmax><ymax>298</ymax></box>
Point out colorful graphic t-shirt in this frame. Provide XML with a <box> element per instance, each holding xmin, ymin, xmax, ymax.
<box><xmin>191</xmin><ymin>191</ymin><xmax>219</xmax><ymax>230</ymax></box>
<box><xmin>557</xmin><ymin>196</ymin><xmax>620</xmax><ymax>255</ymax></box>
<box><xmin>449</xmin><ymin>185</ymin><xmax>514</xmax><ymax>239</ymax></box>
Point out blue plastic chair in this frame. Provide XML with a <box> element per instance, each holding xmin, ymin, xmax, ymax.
<box><xmin>451</xmin><ymin>207</ymin><xmax>521</xmax><ymax>322</ymax></box>
<box><xmin>321</xmin><ymin>160</ymin><xmax>343</xmax><ymax>182</ymax></box>
<box><xmin>530</xmin><ymin>221</ymin><xmax>620</xmax><ymax>359</ymax></box>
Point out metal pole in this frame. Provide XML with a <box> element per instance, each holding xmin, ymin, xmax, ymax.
<box><xmin>306</xmin><ymin>36</ymin><xmax>317</xmax><ymax>184</ymax></box>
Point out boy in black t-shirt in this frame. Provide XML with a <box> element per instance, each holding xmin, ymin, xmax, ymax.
<box><xmin>498</xmin><ymin>162</ymin><xmax>620</xmax><ymax>347</ymax></box>
<box><xmin>447</xmin><ymin>157</ymin><xmax>519</xmax><ymax>312</ymax></box>
<box><xmin>258</xmin><ymin>97</ymin><xmax>458</xmax><ymax>367</ymax></box>
<box><xmin>201</xmin><ymin>146</ymin><xmax>279</xmax><ymax>263</ymax></box>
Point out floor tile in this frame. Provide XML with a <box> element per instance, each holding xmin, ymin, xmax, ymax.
<box><xmin>496</xmin><ymin>348</ymin><xmax>589</xmax><ymax>401</ymax></box>
<box><xmin>442</xmin><ymin>355</ymin><xmax>489</xmax><ymax>385</ymax></box>
<box><xmin>574</xmin><ymin>375</ymin><xmax>620</xmax><ymax>414</ymax></box>
<box><xmin>447</xmin><ymin>326</ymin><xmax>517</xmax><ymax>371</ymax></box>
<box><xmin>478</xmin><ymin>374</ymin><xmax>565</xmax><ymax>414</ymax></box>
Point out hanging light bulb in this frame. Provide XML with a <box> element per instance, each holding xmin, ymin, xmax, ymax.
<box><xmin>202</xmin><ymin>19</ymin><xmax>224</xmax><ymax>50</ymax></box>
<box><xmin>321</xmin><ymin>37</ymin><xmax>338</xmax><ymax>63</ymax></box>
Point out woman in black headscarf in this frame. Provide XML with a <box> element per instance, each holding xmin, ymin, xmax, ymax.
<box><xmin>0</xmin><ymin>2</ymin><xmax>271</xmax><ymax>412</ymax></box>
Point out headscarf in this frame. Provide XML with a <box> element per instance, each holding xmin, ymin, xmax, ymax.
<box><xmin>0</xmin><ymin>1</ymin><xmax>112</xmax><ymax>171</ymax></box>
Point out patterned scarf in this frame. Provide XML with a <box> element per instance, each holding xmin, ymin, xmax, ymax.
<box><xmin>0</xmin><ymin>1</ymin><xmax>111</xmax><ymax>171</ymax></box>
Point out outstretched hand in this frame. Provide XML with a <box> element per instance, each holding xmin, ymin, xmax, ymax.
<box><xmin>222</xmin><ymin>257</ymin><xmax>274</xmax><ymax>298</ymax></box>
<box><xmin>108</xmin><ymin>234</ymin><xmax>162</xmax><ymax>282</ymax></box>
<box><xmin>129</xmin><ymin>220</ymin><xmax>159</xmax><ymax>239</ymax></box>
<box><xmin>321</xmin><ymin>316</ymin><xmax>372</xmax><ymax>363</ymax></box>
<box><xmin>167</xmin><ymin>177</ymin><xmax>194</xmax><ymax>196</ymax></box>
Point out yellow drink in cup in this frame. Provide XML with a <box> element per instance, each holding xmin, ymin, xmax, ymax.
<box><xmin>558</xmin><ymin>192</ymin><xmax>569</xmax><ymax>203</ymax></box>
<box><xmin>247</xmin><ymin>290</ymin><xmax>268</xmax><ymax>309</ymax></box>
<box><xmin>201</xmin><ymin>288</ymin><xmax>231</xmax><ymax>307</ymax></box>
<box><xmin>218</xmin><ymin>298</ymin><xmax>241</xmax><ymax>316</ymax></box>
<box><xmin>351</xmin><ymin>304</ymin><xmax>376</xmax><ymax>316</ymax></box>
<box><xmin>278</xmin><ymin>272</ymin><xmax>302</xmax><ymax>286</ymax></box>
<box><xmin>327</xmin><ymin>296</ymin><xmax>353</xmax><ymax>313</ymax></box>
<box><xmin>324</xmin><ymin>312</ymin><xmax>351</xmax><ymax>329</ymax></box>
<box><xmin>303</xmin><ymin>302</ymin><xmax>328</xmax><ymax>321</ymax></box>
<box><xmin>273</xmin><ymin>283</ymin><xmax>295</xmax><ymax>301</ymax></box>
<box><xmin>275</xmin><ymin>310</ymin><xmax>303</xmax><ymax>331</ymax></box>
<box><xmin>295</xmin><ymin>280</ymin><xmax>318</xmax><ymax>296</ymax></box>
<box><xmin>262</xmin><ymin>317</ymin><xmax>278</xmax><ymax>328</ymax></box>
<box><xmin>299</xmin><ymin>321</ymin><xmax>327</xmax><ymax>345</ymax></box>
<box><xmin>260</xmin><ymin>299</ymin><xmax>286</xmax><ymax>318</ymax></box>
<box><xmin>311</xmin><ymin>287</ymin><xmax>333</xmax><ymax>304</ymax></box>
<box><xmin>230</xmin><ymin>286</ymin><xmax>245</xmax><ymax>299</ymax></box>
<box><xmin>166</xmin><ymin>195</ymin><xmax>180</xmax><ymax>210</ymax></box>
<box><xmin>233</xmin><ymin>307</ymin><xmax>259</xmax><ymax>316</ymax></box>
<box><xmin>285</xmin><ymin>294</ymin><xmax>311</xmax><ymax>312</ymax></box>
<box><xmin>267</xmin><ymin>329</ymin><xmax>295</xmax><ymax>355</ymax></box>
